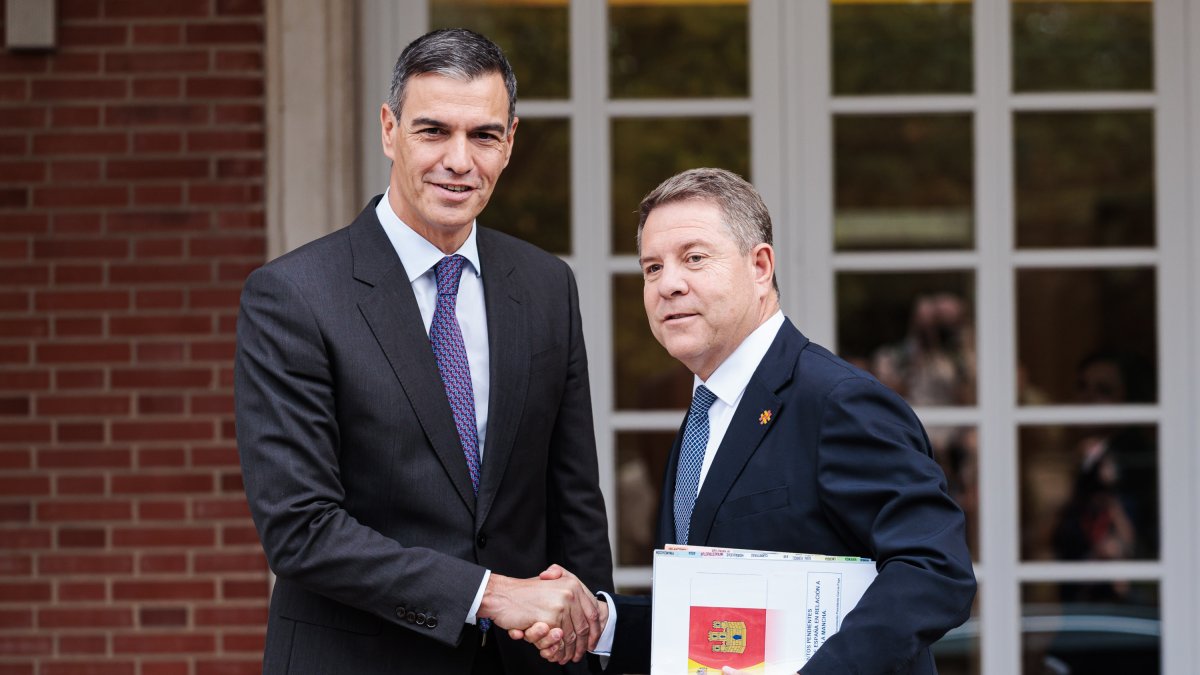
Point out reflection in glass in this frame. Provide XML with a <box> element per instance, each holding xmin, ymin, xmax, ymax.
<box><xmin>1015</xmin><ymin>111</ymin><xmax>1154</xmax><ymax>248</ymax></box>
<box><xmin>832</xmin><ymin>0</ymin><xmax>972</xmax><ymax>95</ymax></box>
<box><xmin>837</xmin><ymin>271</ymin><xmax>976</xmax><ymax>406</ymax></box>
<box><xmin>1020</xmin><ymin>425</ymin><xmax>1158</xmax><ymax>563</ymax></box>
<box><xmin>478</xmin><ymin>118</ymin><xmax>571</xmax><ymax>254</ymax></box>
<box><xmin>1016</xmin><ymin>268</ymin><xmax>1156</xmax><ymax>404</ymax></box>
<box><xmin>611</xmin><ymin>117</ymin><xmax>750</xmax><ymax>254</ymax></box>
<box><xmin>608</xmin><ymin>1</ymin><xmax>748</xmax><ymax>99</ymax></box>
<box><xmin>613</xmin><ymin>274</ymin><xmax>693</xmax><ymax>410</ymax></box>
<box><xmin>932</xmin><ymin>591</ymin><xmax>981</xmax><ymax>675</ymax></box>
<box><xmin>430</xmin><ymin>0</ymin><xmax>569</xmax><ymax>99</ymax></box>
<box><xmin>835</xmin><ymin>114</ymin><xmax>974</xmax><ymax>251</ymax></box>
<box><xmin>927</xmin><ymin>426</ymin><xmax>979</xmax><ymax>560</ymax></box>
<box><xmin>617</xmin><ymin>431</ymin><xmax>677</xmax><ymax>566</ymax></box>
<box><xmin>1012</xmin><ymin>1</ymin><xmax>1153</xmax><ymax>92</ymax></box>
<box><xmin>1022</xmin><ymin>582</ymin><xmax>1159</xmax><ymax>673</ymax></box>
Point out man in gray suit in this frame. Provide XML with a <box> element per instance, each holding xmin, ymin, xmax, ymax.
<box><xmin>235</xmin><ymin>29</ymin><xmax>613</xmax><ymax>674</ymax></box>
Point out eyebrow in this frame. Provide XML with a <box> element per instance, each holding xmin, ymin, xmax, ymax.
<box><xmin>638</xmin><ymin>239</ymin><xmax>709</xmax><ymax>266</ymax></box>
<box><xmin>409</xmin><ymin>117</ymin><xmax>508</xmax><ymax>137</ymax></box>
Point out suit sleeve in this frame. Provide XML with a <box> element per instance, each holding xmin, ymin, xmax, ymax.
<box><xmin>235</xmin><ymin>265</ymin><xmax>485</xmax><ymax>646</ymax></box>
<box><xmin>803</xmin><ymin>377</ymin><xmax>976</xmax><ymax>674</ymax></box>
<box><xmin>544</xmin><ymin>266</ymin><xmax>615</xmax><ymax>596</ymax></box>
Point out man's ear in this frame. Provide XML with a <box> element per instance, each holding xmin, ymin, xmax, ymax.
<box><xmin>502</xmin><ymin>115</ymin><xmax>519</xmax><ymax>169</ymax></box>
<box><xmin>751</xmin><ymin>243</ymin><xmax>775</xmax><ymax>290</ymax></box>
<box><xmin>380</xmin><ymin>103</ymin><xmax>398</xmax><ymax>161</ymax></box>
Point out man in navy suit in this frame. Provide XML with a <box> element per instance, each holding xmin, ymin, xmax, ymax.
<box><xmin>236</xmin><ymin>29</ymin><xmax>611</xmax><ymax>674</ymax></box>
<box><xmin>518</xmin><ymin>168</ymin><xmax>975</xmax><ymax>674</ymax></box>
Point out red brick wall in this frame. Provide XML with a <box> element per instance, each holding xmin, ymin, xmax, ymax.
<box><xmin>0</xmin><ymin>1</ymin><xmax>269</xmax><ymax>673</ymax></box>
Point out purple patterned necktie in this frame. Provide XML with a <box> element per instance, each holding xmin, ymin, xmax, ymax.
<box><xmin>428</xmin><ymin>255</ymin><xmax>490</xmax><ymax>632</ymax></box>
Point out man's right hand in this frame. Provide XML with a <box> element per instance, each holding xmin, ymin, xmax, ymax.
<box><xmin>509</xmin><ymin>565</ymin><xmax>610</xmax><ymax>665</ymax></box>
<box><xmin>479</xmin><ymin>566</ymin><xmax>600</xmax><ymax>663</ymax></box>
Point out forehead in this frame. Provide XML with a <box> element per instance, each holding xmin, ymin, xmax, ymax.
<box><xmin>641</xmin><ymin>200</ymin><xmax>731</xmax><ymax>248</ymax></box>
<box><xmin>400</xmin><ymin>72</ymin><xmax>509</xmax><ymax>122</ymax></box>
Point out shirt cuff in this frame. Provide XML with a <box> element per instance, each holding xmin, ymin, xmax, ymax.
<box><xmin>591</xmin><ymin>591</ymin><xmax>617</xmax><ymax>656</ymax></box>
<box><xmin>466</xmin><ymin>569</ymin><xmax>491</xmax><ymax>625</ymax></box>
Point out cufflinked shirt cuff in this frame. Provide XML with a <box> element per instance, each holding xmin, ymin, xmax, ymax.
<box><xmin>466</xmin><ymin>569</ymin><xmax>490</xmax><ymax>625</ymax></box>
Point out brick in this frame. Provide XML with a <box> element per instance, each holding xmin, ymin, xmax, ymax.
<box><xmin>0</xmin><ymin>371</ymin><xmax>50</xmax><ymax>391</ymax></box>
<box><xmin>140</xmin><ymin>607</ymin><xmax>187</xmax><ymax>627</ymax></box>
<box><xmin>56</xmin><ymin>475</ymin><xmax>105</xmax><ymax>494</ymax></box>
<box><xmin>52</xmin><ymin>53</ymin><xmax>103</xmax><ymax>74</ymax></box>
<box><xmin>112</xmin><ymin>368</ymin><xmax>211</xmax><ymax>388</ymax></box>
<box><xmin>135</xmin><ymin>186</ymin><xmax>186</xmax><ymax>207</ymax></box>
<box><xmin>137</xmin><ymin>500</ymin><xmax>187</xmax><ymax>520</ymax></box>
<box><xmin>38</xmin><ymin>554</ymin><xmax>134</xmax><ymax>576</ymax></box>
<box><xmin>51</xmin><ymin>160</ymin><xmax>103</xmax><ymax>182</ymax></box>
<box><xmin>37</xmin><ymin>395</ymin><xmax>131</xmax><ymax>416</ymax></box>
<box><xmin>0</xmin><ymin>264</ymin><xmax>50</xmax><ymax>284</ymax></box>
<box><xmin>190</xmin><ymin>341</ymin><xmax>236</xmax><ymax>362</ymax></box>
<box><xmin>58</xmin><ymin>634</ymin><xmax>108</xmax><ymax>654</ymax></box>
<box><xmin>217</xmin><ymin>260</ymin><xmax>261</xmax><ymax>281</ymax></box>
<box><xmin>141</xmin><ymin>663</ymin><xmax>189</xmax><ymax>675</ymax></box>
<box><xmin>0</xmin><ymin>528</ymin><xmax>51</xmax><ymax>549</ymax></box>
<box><xmin>110</xmin><ymin>263</ymin><xmax>210</xmax><ymax>283</ymax></box>
<box><xmin>54</xmin><ymin>370</ymin><xmax>106</xmax><ymax>389</ymax></box>
<box><xmin>133</xmin><ymin>25</ymin><xmax>183</xmax><ymax>45</ymax></box>
<box><xmin>187</xmin><ymin>23</ymin><xmax>263</xmax><ymax>45</ymax></box>
<box><xmin>52</xmin><ymin>264</ymin><xmax>104</xmax><ymax>285</ymax></box>
<box><xmin>41</xmin><ymin>664</ymin><xmax>133</xmax><ymax>675</ymax></box>
<box><xmin>60</xmin><ymin>0</ymin><xmax>102</xmax><ymax>19</ymax></box>
<box><xmin>54</xmin><ymin>213</ymin><xmax>104</xmax><ymax>234</ymax></box>
<box><xmin>0</xmin><ymin>290</ymin><xmax>29</xmax><ymax>310</ymax></box>
<box><xmin>108</xmin><ymin>211</ymin><xmax>208</xmax><ymax>232</ymax></box>
<box><xmin>33</xmin><ymin>186</ymin><xmax>128</xmax><ymax>208</ymax></box>
<box><xmin>0</xmin><ymin>554</ymin><xmax>32</xmax><ymax>575</ymax></box>
<box><xmin>219</xmin><ymin>472</ymin><xmax>242</xmax><ymax>492</ymax></box>
<box><xmin>106</xmin><ymin>0</ymin><xmax>211</xmax><ymax>18</ymax></box>
<box><xmin>36</xmin><ymin>290</ymin><xmax>129</xmax><ymax>310</ymax></box>
<box><xmin>36</xmin><ymin>343</ymin><xmax>132</xmax><ymax>364</ymax></box>
<box><xmin>221</xmin><ymin>578</ymin><xmax>266</xmax><ymax>599</ymax></box>
<box><xmin>38</xmin><ymin>501</ymin><xmax>132</xmax><ymax>522</ymax></box>
<box><xmin>112</xmin><ymin>473</ymin><xmax>212</xmax><ymax>494</ymax></box>
<box><xmin>0</xmin><ymin>448</ymin><xmax>33</xmax><ymax>466</ymax></box>
<box><xmin>220</xmin><ymin>526</ymin><xmax>259</xmax><ymax>547</ymax></box>
<box><xmin>132</xmin><ymin>77</ymin><xmax>183</xmax><ymax>98</ymax></box>
<box><xmin>137</xmin><ymin>394</ymin><xmax>185</xmax><ymax>415</ymax></box>
<box><xmin>57</xmin><ymin>528</ymin><xmax>106</xmax><ymax>548</ymax></box>
<box><xmin>52</xmin><ymin>106</ymin><xmax>102</xmax><ymax>127</ymax></box>
<box><xmin>0</xmin><ymin>188</ymin><xmax>29</xmax><ymax>208</ymax></box>
<box><xmin>0</xmin><ymin>608</ymin><xmax>33</xmax><ymax>629</ymax></box>
<box><xmin>223</xmin><ymin>633</ymin><xmax>265</xmax><ymax>652</ymax></box>
<box><xmin>55</xmin><ymin>317</ymin><xmax>104</xmax><ymax>337</ymax></box>
<box><xmin>194</xmin><ymin>553</ymin><xmax>265</xmax><ymax>574</ymax></box>
<box><xmin>190</xmin><ymin>394</ymin><xmax>234</xmax><ymax>415</ymax></box>
<box><xmin>0</xmin><ymin>635</ymin><xmax>52</xmax><ymax>655</ymax></box>
<box><xmin>195</xmin><ymin>606</ymin><xmax>267</xmax><ymax>626</ymax></box>
<box><xmin>0</xmin><ymin>239</ymin><xmax>30</xmax><ymax>258</ymax></box>
<box><xmin>135</xmin><ymin>289</ymin><xmax>185</xmax><ymax>309</ymax></box>
<box><xmin>192</xmin><ymin>497</ymin><xmax>246</xmax><ymax>519</ymax></box>
<box><xmin>58</xmin><ymin>25</ymin><xmax>127</xmax><ymax>47</ymax></box>
<box><xmin>58</xmin><ymin>581</ymin><xmax>107</xmax><ymax>601</ymax></box>
<box><xmin>108</xmin><ymin>159</ymin><xmax>208</xmax><ymax>180</ymax></box>
<box><xmin>187</xmin><ymin>131</ymin><xmax>262</xmax><ymax>152</ymax></box>
<box><xmin>0</xmin><ymin>475</ymin><xmax>50</xmax><ymax>495</ymax></box>
<box><xmin>113</xmin><ymin>527</ymin><xmax>214</xmax><ymax>549</ymax></box>
<box><xmin>114</xmin><ymin>633</ymin><xmax>215</xmax><ymax>654</ymax></box>
<box><xmin>0</xmin><ymin>582</ymin><xmax>50</xmax><ymax>602</ymax></box>
<box><xmin>112</xmin><ymin>420</ymin><xmax>214</xmax><ymax>442</ymax></box>
<box><xmin>113</xmin><ymin>579</ymin><xmax>214</xmax><ymax>600</ymax></box>
<box><xmin>189</xmin><ymin>234</ymin><xmax>263</xmax><ymax>257</ymax></box>
<box><xmin>0</xmin><ymin>108</ymin><xmax>46</xmax><ymax>128</ymax></box>
<box><xmin>0</xmin><ymin>396</ymin><xmax>31</xmax><ymax>415</ymax></box>
<box><xmin>0</xmin><ymin>345</ymin><xmax>31</xmax><ymax>364</ymax></box>
<box><xmin>0</xmin><ymin>54</ymin><xmax>48</xmax><ymax>74</ymax></box>
<box><xmin>134</xmin><ymin>238</ymin><xmax>185</xmax><ymax>257</ymax></box>
<box><xmin>0</xmin><ymin>134</ymin><xmax>29</xmax><ymax>154</ymax></box>
<box><xmin>31</xmin><ymin>79</ymin><xmax>128</xmax><ymax>100</ymax></box>
<box><xmin>135</xmin><ymin>343</ymin><xmax>186</xmax><ymax>362</ymax></box>
<box><xmin>105</xmin><ymin>51</ymin><xmax>209</xmax><ymax>73</ymax></box>
<box><xmin>215</xmin><ymin>50</ymin><xmax>262</xmax><ymax>71</ymax></box>
<box><xmin>39</xmin><ymin>607</ymin><xmax>133</xmax><ymax>628</ymax></box>
<box><xmin>215</xmin><ymin>158</ymin><xmax>262</xmax><ymax>178</ymax></box>
<box><xmin>139</xmin><ymin>448</ymin><xmax>186</xmax><ymax>468</ymax></box>
<box><xmin>139</xmin><ymin>553</ymin><xmax>187</xmax><ymax>573</ymax></box>
<box><xmin>111</xmin><ymin>315</ymin><xmax>211</xmax><ymax>336</ymax></box>
<box><xmin>217</xmin><ymin>0</ymin><xmax>263</xmax><ymax>15</ymax></box>
<box><xmin>196</xmin><ymin>662</ymin><xmax>261</xmax><ymax>675</ymax></box>
<box><xmin>3</xmin><ymin>214</ymin><xmax>48</xmax><ymax>235</ymax></box>
<box><xmin>33</xmin><ymin>132</ymin><xmax>126</xmax><ymax>155</ymax></box>
<box><xmin>213</xmin><ymin>104</ymin><xmax>261</xmax><ymax>125</ymax></box>
<box><xmin>0</xmin><ymin>422</ymin><xmax>51</xmax><ymax>443</ymax></box>
<box><xmin>0</xmin><ymin>318</ymin><xmax>49</xmax><ymax>338</ymax></box>
<box><xmin>0</xmin><ymin>503</ymin><xmax>32</xmax><ymax>521</ymax></box>
<box><xmin>185</xmin><ymin>77</ymin><xmax>263</xmax><ymax>98</ymax></box>
<box><xmin>57</xmin><ymin>422</ymin><xmax>105</xmax><ymax>443</ymax></box>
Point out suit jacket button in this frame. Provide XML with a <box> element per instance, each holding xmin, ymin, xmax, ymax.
<box><xmin>415</xmin><ymin>613</ymin><xmax>426</xmax><ymax>625</ymax></box>
<box><xmin>406</xmin><ymin>611</ymin><xmax>416</xmax><ymax>622</ymax></box>
<box><xmin>426</xmin><ymin>616</ymin><xmax>437</xmax><ymax>629</ymax></box>
<box><xmin>395</xmin><ymin>607</ymin><xmax>406</xmax><ymax>619</ymax></box>
<box><xmin>476</xmin><ymin>533</ymin><xmax>487</xmax><ymax>548</ymax></box>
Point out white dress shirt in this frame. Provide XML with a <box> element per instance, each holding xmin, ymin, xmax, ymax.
<box><xmin>594</xmin><ymin>310</ymin><xmax>786</xmax><ymax>655</ymax></box>
<box><xmin>375</xmin><ymin>190</ymin><xmax>493</xmax><ymax>624</ymax></box>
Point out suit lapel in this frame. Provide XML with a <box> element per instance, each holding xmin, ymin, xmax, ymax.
<box><xmin>352</xmin><ymin>201</ymin><xmax>477</xmax><ymax>514</ymax></box>
<box><xmin>475</xmin><ymin>230</ymin><xmax>529</xmax><ymax>526</ymax></box>
<box><xmin>686</xmin><ymin>320</ymin><xmax>804</xmax><ymax>546</ymax></box>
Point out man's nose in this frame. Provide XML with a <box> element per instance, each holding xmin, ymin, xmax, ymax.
<box><xmin>659</xmin><ymin>264</ymin><xmax>687</xmax><ymax>296</ymax></box>
<box><xmin>442</xmin><ymin>135</ymin><xmax>472</xmax><ymax>174</ymax></box>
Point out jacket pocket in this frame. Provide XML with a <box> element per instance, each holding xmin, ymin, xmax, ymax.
<box><xmin>714</xmin><ymin>486</ymin><xmax>789</xmax><ymax>523</ymax></box>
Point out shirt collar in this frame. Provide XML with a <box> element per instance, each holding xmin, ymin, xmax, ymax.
<box><xmin>375</xmin><ymin>187</ymin><xmax>483</xmax><ymax>282</ymax></box>
<box><xmin>695</xmin><ymin>310</ymin><xmax>786</xmax><ymax>406</ymax></box>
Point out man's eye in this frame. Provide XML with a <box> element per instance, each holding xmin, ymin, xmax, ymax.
<box><xmin>419</xmin><ymin>128</ymin><xmax>444</xmax><ymax>136</ymax></box>
<box><xmin>687</xmin><ymin>254</ymin><xmax>703</xmax><ymax>263</ymax></box>
<box><xmin>643</xmin><ymin>264</ymin><xmax>662</xmax><ymax>276</ymax></box>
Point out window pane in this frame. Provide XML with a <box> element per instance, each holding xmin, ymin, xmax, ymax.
<box><xmin>609</xmin><ymin>1</ymin><xmax>748</xmax><ymax>99</ymax></box>
<box><xmin>1016</xmin><ymin>268</ymin><xmax>1157</xmax><ymax>405</ymax></box>
<box><xmin>928</xmin><ymin>426</ymin><xmax>979</xmax><ymax>560</ymax></box>
<box><xmin>832</xmin><ymin>1</ymin><xmax>973</xmax><ymax>95</ymax></box>
<box><xmin>616</xmin><ymin>430</ymin><xmax>677</xmax><ymax>566</ymax></box>
<box><xmin>611</xmin><ymin>117</ymin><xmax>750</xmax><ymax>254</ymax></box>
<box><xmin>1022</xmin><ymin>581</ymin><xmax>1160</xmax><ymax>673</ymax></box>
<box><xmin>479</xmin><ymin>118</ymin><xmax>571</xmax><ymax>254</ymax></box>
<box><xmin>1012</xmin><ymin>1</ymin><xmax>1154</xmax><ymax>92</ymax></box>
<box><xmin>836</xmin><ymin>271</ymin><xmax>976</xmax><ymax>407</ymax></box>
<box><xmin>613</xmin><ymin>274</ymin><xmax>693</xmax><ymax>410</ymax></box>
<box><xmin>1015</xmin><ymin>111</ymin><xmax>1154</xmax><ymax>248</ymax></box>
<box><xmin>835</xmin><ymin>114</ymin><xmax>974</xmax><ymax>251</ymax></box>
<box><xmin>1019</xmin><ymin>425</ymin><xmax>1158</xmax><ymax>561</ymax></box>
<box><xmin>933</xmin><ymin>590</ymin><xmax>982</xmax><ymax>675</ymax></box>
<box><xmin>430</xmin><ymin>0</ymin><xmax>569</xmax><ymax>99</ymax></box>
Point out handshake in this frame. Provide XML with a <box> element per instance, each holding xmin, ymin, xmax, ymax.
<box><xmin>478</xmin><ymin>564</ymin><xmax>607</xmax><ymax>665</ymax></box>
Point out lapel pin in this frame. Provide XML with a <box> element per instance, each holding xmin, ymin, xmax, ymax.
<box><xmin>758</xmin><ymin>409</ymin><xmax>772</xmax><ymax>425</ymax></box>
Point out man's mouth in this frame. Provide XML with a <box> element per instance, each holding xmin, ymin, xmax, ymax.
<box><xmin>436</xmin><ymin>183</ymin><xmax>473</xmax><ymax>193</ymax></box>
<box><xmin>664</xmin><ymin>313</ymin><xmax>695</xmax><ymax>322</ymax></box>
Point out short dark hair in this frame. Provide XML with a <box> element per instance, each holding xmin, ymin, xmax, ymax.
<box><xmin>388</xmin><ymin>28</ymin><xmax>518</xmax><ymax>129</ymax></box>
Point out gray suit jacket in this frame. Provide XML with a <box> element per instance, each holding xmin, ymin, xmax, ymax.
<box><xmin>235</xmin><ymin>197</ymin><xmax>613</xmax><ymax>674</ymax></box>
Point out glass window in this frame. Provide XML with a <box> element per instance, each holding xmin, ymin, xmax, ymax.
<box><xmin>1019</xmin><ymin>425</ymin><xmax>1158</xmax><ymax>562</ymax></box>
<box><xmin>835</xmin><ymin>114</ymin><xmax>974</xmax><ymax>251</ymax></box>
<box><xmin>1012</xmin><ymin>0</ymin><xmax>1154</xmax><ymax>92</ymax></box>
<box><xmin>608</xmin><ymin>0</ymin><xmax>749</xmax><ymax>99</ymax></box>
<box><xmin>430</xmin><ymin>0</ymin><xmax>570</xmax><ymax>99</ymax></box>
<box><xmin>616</xmin><ymin>430</ymin><xmax>678</xmax><ymax>566</ymax></box>
<box><xmin>932</xmin><ymin>591</ymin><xmax>982</xmax><ymax>675</ymax></box>
<box><xmin>1016</xmin><ymin>268</ymin><xmax>1157</xmax><ymax>405</ymax></box>
<box><xmin>613</xmin><ymin>274</ymin><xmax>692</xmax><ymax>411</ymax></box>
<box><xmin>837</xmin><ymin>271</ymin><xmax>977</xmax><ymax>407</ymax></box>
<box><xmin>1021</xmin><ymin>581</ymin><xmax>1160</xmax><ymax>673</ymax></box>
<box><xmin>610</xmin><ymin>117</ymin><xmax>750</xmax><ymax>254</ymax></box>
<box><xmin>831</xmin><ymin>0</ymin><xmax>973</xmax><ymax>95</ymax></box>
<box><xmin>928</xmin><ymin>425</ymin><xmax>979</xmax><ymax>560</ymax></box>
<box><xmin>479</xmin><ymin>117</ymin><xmax>571</xmax><ymax>254</ymax></box>
<box><xmin>1015</xmin><ymin>111</ymin><xmax>1154</xmax><ymax>249</ymax></box>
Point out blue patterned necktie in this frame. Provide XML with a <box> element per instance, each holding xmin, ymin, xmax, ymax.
<box><xmin>673</xmin><ymin>385</ymin><xmax>717</xmax><ymax>545</ymax></box>
<box><xmin>429</xmin><ymin>255</ymin><xmax>490</xmax><ymax>633</ymax></box>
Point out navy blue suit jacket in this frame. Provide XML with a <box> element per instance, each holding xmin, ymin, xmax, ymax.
<box><xmin>606</xmin><ymin>319</ymin><xmax>975</xmax><ymax>674</ymax></box>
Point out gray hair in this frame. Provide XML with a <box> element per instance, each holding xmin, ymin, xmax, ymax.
<box><xmin>388</xmin><ymin>28</ymin><xmax>518</xmax><ymax>130</ymax></box>
<box><xmin>637</xmin><ymin>168</ymin><xmax>773</xmax><ymax>256</ymax></box>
